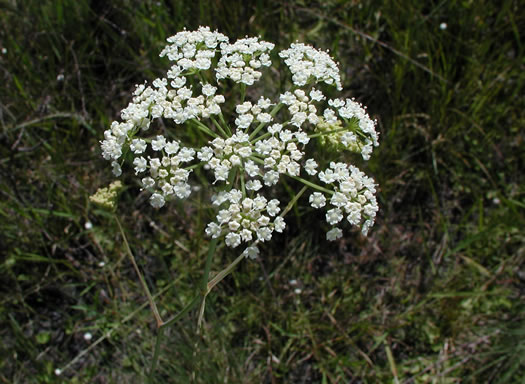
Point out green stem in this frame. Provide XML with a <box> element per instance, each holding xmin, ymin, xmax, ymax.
<box><xmin>201</xmin><ymin>238</ymin><xmax>219</xmax><ymax>293</ymax></box>
<box><xmin>115</xmin><ymin>216</ymin><xmax>163</xmax><ymax>327</ymax></box>
<box><xmin>218</xmin><ymin>113</ymin><xmax>232</xmax><ymax>136</ymax></box>
<box><xmin>280</xmin><ymin>185</ymin><xmax>307</xmax><ymax>218</ymax></box>
<box><xmin>240</xmin><ymin>84</ymin><xmax>246</xmax><ymax>103</ymax></box>
<box><xmin>269</xmin><ymin>102</ymin><xmax>284</xmax><ymax>117</ymax></box>
<box><xmin>185</xmin><ymin>162</ymin><xmax>205</xmax><ymax>171</ymax></box>
<box><xmin>149</xmin><ymin>294</ymin><xmax>201</xmax><ymax>377</ymax></box>
<box><xmin>149</xmin><ymin>326</ymin><xmax>165</xmax><ymax>378</ymax></box>
<box><xmin>191</xmin><ymin>119</ymin><xmax>219</xmax><ymax>139</ymax></box>
<box><xmin>161</xmin><ymin>295</ymin><xmax>201</xmax><ymax>329</ymax></box>
<box><xmin>308</xmin><ymin>127</ymin><xmax>348</xmax><ymax>138</ymax></box>
<box><xmin>197</xmin><ymin>237</ymin><xmax>219</xmax><ymax>328</ymax></box>
<box><xmin>288</xmin><ymin>175</ymin><xmax>334</xmax><ymax>195</ymax></box>
<box><xmin>206</xmin><ymin>252</ymin><xmax>245</xmax><ymax>293</ymax></box>
<box><xmin>248</xmin><ymin>154</ymin><xmax>265</xmax><ymax>166</ymax></box>
<box><xmin>210</xmin><ymin>116</ymin><xmax>229</xmax><ymax>138</ymax></box>
<box><xmin>250</xmin><ymin>131</ymin><xmax>272</xmax><ymax>144</ymax></box>
<box><xmin>248</xmin><ymin>103</ymin><xmax>284</xmax><ymax>141</ymax></box>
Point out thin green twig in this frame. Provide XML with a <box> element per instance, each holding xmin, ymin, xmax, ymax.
<box><xmin>115</xmin><ymin>216</ymin><xmax>163</xmax><ymax>327</ymax></box>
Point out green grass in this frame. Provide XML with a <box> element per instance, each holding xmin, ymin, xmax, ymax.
<box><xmin>1</xmin><ymin>0</ymin><xmax>524</xmax><ymax>382</ymax></box>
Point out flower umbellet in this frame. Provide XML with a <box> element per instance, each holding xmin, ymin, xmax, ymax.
<box><xmin>100</xmin><ymin>26</ymin><xmax>379</xmax><ymax>257</ymax></box>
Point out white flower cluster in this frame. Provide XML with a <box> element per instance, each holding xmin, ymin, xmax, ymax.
<box><xmin>234</xmin><ymin>97</ymin><xmax>273</xmax><ymax>129</ymax></box>
<box><xmin>216</xmin><ymin>37</ymin><xmax>274</xmax><ymax>85</ymax></box>
<box><xmin>310</xmin><ymin>162</ymin><xmax>378</xmax><ymax>239</ymax></box>
<box><xmin>198</xmin><ymin>132</ymin><xmax>255</xmax><ymax>183</ymax></box>
<box><xmin>159</xmin><ymin>26</ymin><xmax>228</xmax><ymax>71</ymax></box>
<box><xmin>101</xmin><ymin>78</ymin><xmax>225</xmax><ymax>165</ymax></box>
<box><xmin>323</xmin><ymin>98</ymin><xmax>379</xmax><ymax>160</ymax></box>
<box><xmin>253</xmin><ymin>124</ymin><xmax>305</xmax><ymax>178</ymax></box>
<box><xmin>101</xmin><ymin>27</ymin><xmax>380</xmax><ymax>257</ymax></box>
<box><xmin>279</xmin><ymin>43</ymin><xmax>342</xmax><ymax>90</ymax></box>
<box><xmin>206</xmin><ymin>190</ymin><xmax>285</xmax><ymax>258</ymax></box>
<box><xmin>134</xmin><ymin>135</ymin><xmax>195</xmax><ymax>209</ymax></box>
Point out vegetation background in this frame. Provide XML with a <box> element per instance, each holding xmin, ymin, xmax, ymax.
<box><xmin>1</xmin><ymin>0</ymin><xmax>524</xmax><ymax>382</ymax></box>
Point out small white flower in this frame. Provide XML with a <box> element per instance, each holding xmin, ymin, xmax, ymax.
<box><xmin>150</xmin><ymin>193</ymin><xmax>165</xmax><ymax>208</ymax></box>
<box><xmin>130</xmin><ymin>139</ymin><xmax>147</xmax><ymax>154</ymax></box>
<box><xmin>257</xmin><ymin>112</ymin><xmax>272</xmax><ymax>123</ymax></box>
<box><xmin>304</xmin><ymin>159</ymin><xmax>318</xmax><ymax>175</ymax></box>
<box><xmin>84</xmin><ymin>221</ymin><xmax>93</xmax><ymax>230</ymax></box>
<box><xmin>256</xmin><ymin>227</ymin><xmax>272</xmax><ymax>242</ymax></box>
<box><xmin>230</xmin><ymin>154</ymin><xmax>241</xmax><ymax>166</ymax></box>
<box><xmin>133</xmin><ymin>157</ymin><xmax>147</xmax><ymax>174</ymax></box>
<box><xmin>244</xmin><ymin>160</ymin><xmax>259</xmax><ymax>177</ymax></box>
<box><xmin>310</xmin><ymin>88</ymin><xmax>325</xmax><ymax>101</ymax></box>
<box><xmin>309</xmin><ymin>192</ymin><xmax>326</xmax><ymax>208</ymax></box>
<box><xmin>266</xmin><ymin>199</ymin><xmax>280</xmax><ymax>216</ymax></box>
<box><xmin>164</xmin><ymin>141</ymin><xmax>180</xmax><ymax>155</ymax></box>
<box><xmin>197</xmin><ymin>146</ymin><xmax>213</xmax><ymax>161</ymax></box>
<box><xmin>83</xmin><ymin>332</ymin><xmax>93</xmax><ymax>341</ymax></box>
<box><xmin>319</xmin><ymin>169</ymin><xmax>337</xmax><ymax>184</ymax></box>
<box><xmin>273</xmin><ymin>216</ymin><xmax>286</xmax><ymax>232</ymax></box>
<box><xmin>258</xmin><ymin>215</ymin><xmax>270</xmax><ymax>226</ymax></box>
<box><xmin>240</xmin><ymin>228</ymin><xmax>253</xmax><ymax>242</ymax></box>
<box><xmin>253</xmin><ymin>195</ymin><xmax>267</xmax><ymax>210</ymax></box>
<box><xmin>202</xmin><ymin>83</ymin><xmax>217</xmax><ymax>96</ymax></box>
<box><xmin>236</xmin><ymin>101</ymin><xmax>252</xmax><ymax>114</ymax></box>
<box><xmin>161</xmin><ymin>182</ymin><xmax>173</xmax><ymax>195</ymax></box>
<box><xmin>440</xmin><ymin>22</ymin><xmax>447</xmax><ymax>30</ymax></box>
<box><xmin>225</xmin><ymin>232</ymin><xmax>242</xmax><ymax>248</ymax></box>
<box><xmin>286</xmin><ymin>161</ymin><xmax>300</xmax><ymax>176</ymax></box>
<box><xmin>205</xmin><ymin>222</ymin><xmax>222</xmax><ymax>238</ymax></box>
<box><xmin>149</xmin><ymin>158</ymin><xmax>161</xmax><ymax>171</ymax></box>
<box><xmin>235</xmin><ymin>114</ymin><xmax>254</xmax><ymax>129</ymax></box>
<box><xmin>280</xmin><ymin>92</ymin><xmax>296</xmax><ymax>105</ymax></box>
<box><xmin>229</xmin><ymin>189</ymin><xmax>242</xmax><ymax>203</ymax></box>
<box><xmin>142</xmin><ymin>177</ymin><xmax>155</xmax><ymax>189</ymax></box>
<box><xmin>268</xmin><ymin>123</ymin><xmax>282</xmax><ymax>135</ymax></box>
<box><xmin>217</xmin><ymin>209</ymin><xmax>232</xmax><ymax>224</ymax></box>
<box><xmin>295</xmin><ymin>131</ymin><xmax>310</xmax><ymax>145</ymax></box>
<box><xmin>326</xmin><ymin>208</ymin><xmax>343</xmax><ymax>225</ymax></box>
<box><xmin>279</xmin><ymin>129</ymin><xmax>293</xmax><ymax>142</ymax></box>
<box><xmin>177</xmin><ymin>147</ymin><xmax>195</xmax><ymax>162</ymax></box>
<box><xmin>246</xmin><ymin>180</ymin><xmax>262</xmax><ymax>191</ymax></box>
<box><xmin>54</xmin><ymin>368</ymin><xmax>62</xmax><ymax>376</ymax></box>
<box><xmin>326</xmin><ymin>227</ymin><xmax>343</xmax><ymax>241</ymax></box>
<box><xmin>330</xmin><ymin>192</ymin><xmax>348</xmax><ymax>207</ymax></box>
<box><xmin>258</xmin><ymin>97</ymin><xmax>272</xmax><ymax>109</ymax></box>
<box><xmin>152</xmin><ymin>135</ymin><xmax>167</xmax><ymax>151</ymax></box>
<box><xmin>170</xmin><ymin>77</ymin><xmax>186</xmax><ymax>88</ymax></box>
<box><xmin>263</xmin><ymin>170</ymin><xmax>279</xmax><ymax>186</ymax></box>
<box><xmin>242</xmin><ymin>245</ymin><xmax>259</xmax><ymax>259</ymax></box>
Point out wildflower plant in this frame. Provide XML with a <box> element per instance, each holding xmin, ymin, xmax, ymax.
<box><xmin>98</xmin><ymin>26</ymin><xmax>379</xmax><ymax>374</ymax></box>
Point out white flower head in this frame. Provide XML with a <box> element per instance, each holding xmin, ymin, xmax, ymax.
<box><xmin>216</xmin><ymin>36</ymin><xmax>274</xmax><ymax>85</ymax></box>
<box><xmin>279</xmin><ymin>43</ymin><xmax>342</xmax><ymax>90</ymax></box>
<box><xmin>102</xmin><ymin>27</ymin><xmax>379</xmax><ymax>266</ymax></box>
